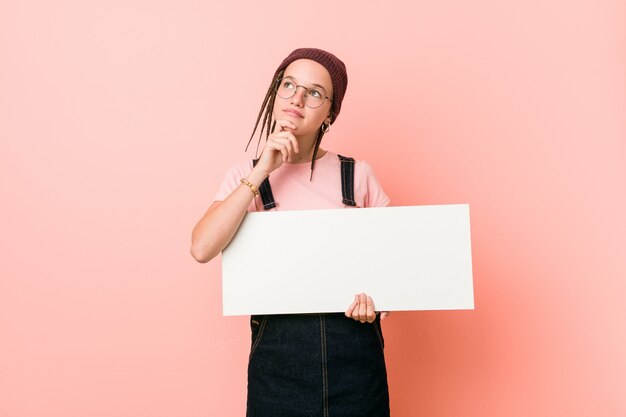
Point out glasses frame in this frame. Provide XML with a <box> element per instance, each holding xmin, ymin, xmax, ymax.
<box><xmin>275</xmin><ymin>78</ymin><xmax>333</xmax><ymax>109</ymax></box>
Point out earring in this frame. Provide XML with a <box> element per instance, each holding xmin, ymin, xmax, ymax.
<box><xmin>321</xmin><ymin>122</ymin><xmax>330</xmax><ymax>133</ymax></box>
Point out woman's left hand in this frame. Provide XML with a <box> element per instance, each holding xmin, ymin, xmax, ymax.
<box><xmin>345</xmin><ymin>293</ymin><xmax>390</xmax><ymax>323</ymax></box>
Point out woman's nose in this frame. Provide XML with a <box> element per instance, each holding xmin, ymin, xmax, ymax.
<box><xmin>290</xmin><ymin>86</ymin><xmax>306</xmax><ymax>106</ymax></box>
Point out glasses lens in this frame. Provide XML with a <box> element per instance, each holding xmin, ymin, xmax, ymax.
<box><xmin>275</xmin><ymin>79</ymin><xmax>328</xmax><ymax>109</ymax></box>
<box><xmin>305</xmin><ymin>88</ymin><xmax>325</xmax><ymax>108</ymax></box>
<box><xmin>276</xmin><ymin>79</ymin><xmax>296</xmax><ymax>99</ymax></box>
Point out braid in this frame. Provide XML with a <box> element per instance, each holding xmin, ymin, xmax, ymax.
<box><xmin>245</xmin><ymin>80</ymin><xmax>272</xmax><ymax>153</ymax></box>
<box><xmin>246</xmin><ymin>70</ymin><xmax>333</xmax><ymax>182</ymax></box>
<box><xmin>245</xmin><ymin>70</ymin><xmax>284</xmax><ymax>158</ymax></box>
<box><xmin>309</xmin><ymin>110</ymin><xmax>334</xmax><ymax>180</ymax></box>
<box><xmin>309</xmin><ymin>129</ymin><xmax>324</xmax><ymax>180</ymax></box>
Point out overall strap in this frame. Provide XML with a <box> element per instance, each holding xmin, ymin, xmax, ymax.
<box><xmin>251</xmin><ymin>159</ymin><xmax>277</xmax><ymax>210</ymax></box>
<box><xmin>337</xmin><ymin>155</ymin><xmax>357</xmax><ymax>207</ymax></box>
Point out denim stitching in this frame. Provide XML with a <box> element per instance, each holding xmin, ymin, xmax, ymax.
<box><xmin>339</xmin><ymin>156</ymin><xmax>346</xmax><ymax>194</ymax></box>
<box><xmin>249</xmin><ymin>315</ymin><xmax>268</xmax><ymax>360</ymax></box>
<box><xmin>346</xmin><ymin>158</ymin><xmax>355</xmax><ymax>205</ymax></box>
<box><xmin>320</xmin><ymin>314</ymin><xmax>329</xmax><ymax>417</ymax></box>
<box><xmin>339</xmin><ymin>155</ymin><xmax>357</xmax><ymax>206</ymax></box>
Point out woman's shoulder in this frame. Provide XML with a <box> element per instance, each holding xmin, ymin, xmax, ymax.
<box><xmin>320</xmin><ymin>150</ymin><xmax>367</xmax><ymax>165</ymax></box>
<box><xmin>213</xmin><ymin>159</ymin><xmax>255</xmax><ymax>203</ymax></box>
<box><xmin>341</xmin><ymin>153</ymin><xmax>389</xmax><ymax>208</ymax></box>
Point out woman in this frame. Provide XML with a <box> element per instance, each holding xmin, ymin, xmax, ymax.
<box><xmin>191</xmin><ymin>48</ymin><xmax>390</xmax><ymax>417</ymax></box>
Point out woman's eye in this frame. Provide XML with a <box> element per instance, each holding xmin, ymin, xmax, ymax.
<box><xmin>283</xmin><ymin>81</ymin><xmax>294</xmax><ymax>89</ymax></box>
<box><xmin>309</xmin><ymin>89</ymin><xmax>322</xmax><ymax>98</ymax></box>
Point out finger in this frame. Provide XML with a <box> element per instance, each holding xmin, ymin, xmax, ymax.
<box><xmin>270</xmin><ymin>139</ymin><xmax>289</xmax><ymax>162</ymax></box>
<box><xmin>270</xmin><ymin>134</ymin><xmax>297</xmax><ymax>161</ymax></box>
<box><xmin>345</xmin><ymin>294</ymin><xmax>358</xmax><ymax>318</ymax></box>
<box><xmin>275</xmin><ymin>119</ymin><xmax>297</xmax><ymax>132</ymax></box>
<box><xmin>380</xmin><ymin>311</ymin><xmax>390</xmax><ymax>320</ymax></box>
<box><xmin>365</xmin><ymin>296</ymin><xmax>375</xmax><ymax>323</ymax></box>
<box><xmin>276</xmin><ymin>119</ymin><xmax>297</xmax><ymax>131</ymax></box>
<box><xmin>277</xmin><ymin>143</ymin><xmax>288</xmax><ymax>162</ymax></box>
<box><xmin>275</xmin><ymin>132</ymin><xmax>299</xmax><ymax>155</ymax></box>
<box><xmin>265</xmin><ymin>137</ymin><xmax>285</xmax><ymax>153</ymax></box>
<box><xmin>283</xmin><ymin>135</ymin><xmax>297</xmax><ymax>158</ymax></box>
<box><xmin>351</xmin><ymin>294</ymin><xmax>361</xmax><ymax>321</ymax></box>
<box><xmin>358</xmin><ymin>293</ymin><xmax>367</xmax><ymax>323</ymax></box>
<box><xmin>287</xmin><ymin>134</ymin><xmax>299</xmax><ymax>153</ymax></box>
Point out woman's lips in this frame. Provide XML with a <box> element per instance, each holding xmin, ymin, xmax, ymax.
<box><xmin>283</xmin><ymin>109</ymin><xmax>304</xmax><ymax>118</ymax></box>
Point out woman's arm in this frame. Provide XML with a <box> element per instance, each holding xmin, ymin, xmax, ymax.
<box><xmin>190</xmin><ymin>166</ymin><xmax>269</xmax><ymax>263</ymax></box>
<box><xmin>190</xmin><ymin>119</ymin><xmax>300</xmax><ymax>263</ymax></box>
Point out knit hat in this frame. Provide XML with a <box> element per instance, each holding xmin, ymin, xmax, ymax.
<box><xmin>275</xmin><ymin>48</ymin><xmax>348</xmax><ymax>124</ymax></box>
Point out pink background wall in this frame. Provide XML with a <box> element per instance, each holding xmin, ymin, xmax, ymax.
<box><xmin>1</xmin><ymin>1</ymin><xmax>625</xmax><ymax>416</ymax></box>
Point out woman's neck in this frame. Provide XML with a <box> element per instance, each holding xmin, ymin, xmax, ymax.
<box><xmin>287</xmin><ymin>145</ymin><xmax>327</xmax><ymax>164</ymax></box>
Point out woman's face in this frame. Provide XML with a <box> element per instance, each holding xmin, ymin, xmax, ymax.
<box><xmin>272</xmin><ymin>59</ymin><xmax>333</xmax><ymax>139</ymax></box>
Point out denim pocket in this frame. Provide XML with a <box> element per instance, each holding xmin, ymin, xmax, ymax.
<box><xmin>249</xmin><ymin>315</ymin><xmax>268</xmax><ymax>359</ymax></box>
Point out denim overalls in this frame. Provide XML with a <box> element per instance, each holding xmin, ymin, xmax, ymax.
<box><xmin>246</xmin><ymin>155</ymin><xmax>390</xmax><ymax>417</ymax></box>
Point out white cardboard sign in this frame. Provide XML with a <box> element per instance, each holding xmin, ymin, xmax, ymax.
<box><xmin>222</xmin><ymin>204</ymin><xmax>474</xmax><ymax>316</ymax></box>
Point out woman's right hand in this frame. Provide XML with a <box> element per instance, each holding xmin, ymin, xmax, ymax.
<box><xmin>190</xmin><ymin>120</ymin><xmax>300</xmax><ymax>264</ymax></box>
<box><xmin>345</xmin><ymin>293</ymin><xmax>390</xmax><ymax>323</ymax></box>
<box><xmin>253</xmin><ymin>119</ymin><xmax>299</xmax><ymax>176</ymax></box>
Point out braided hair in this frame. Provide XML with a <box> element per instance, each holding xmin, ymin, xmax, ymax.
<box><xmin>245</xmin><ymin>70</ymin><xmax>331</xmax><ymax>180</ymax></box>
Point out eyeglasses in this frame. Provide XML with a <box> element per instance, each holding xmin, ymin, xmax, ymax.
<box><xmin>275</xmin><ymin>78</ymin><xmax>333</xmax><ymax>109</ymax></box>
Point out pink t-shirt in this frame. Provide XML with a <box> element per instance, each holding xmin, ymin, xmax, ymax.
<box><xmin>213</xmin><ymin>151</ymin><xmax>390</xmax><ymax>211</ymax></box>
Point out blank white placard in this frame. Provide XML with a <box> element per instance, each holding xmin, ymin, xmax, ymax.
<box><xmin>222</xmin><ymin>204</ymin><xmax>474</xmax><ymax>316</ymax></box>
